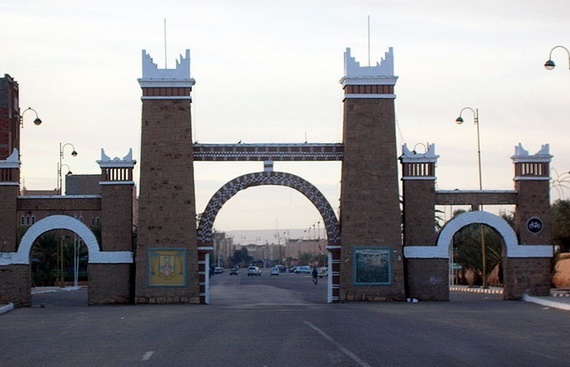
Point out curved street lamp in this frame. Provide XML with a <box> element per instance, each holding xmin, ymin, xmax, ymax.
<box><xmin>454</xmin><ymin>107</ymin><xmax>487</xmax><ymax>288</ymax></box>
<box><xmin>544</xmin><ymin>45</ymin><xmax>570</xmax><ymax>70</ymax></box>
<box><xmin>58</xmin><ymin>142</ymin><xmax>78</xmax><ymax>194</ymax></box>
<box><xmin>19</xmin><ymin>107</ymin><xmax>42</xmax><ymax>127</ymax></box>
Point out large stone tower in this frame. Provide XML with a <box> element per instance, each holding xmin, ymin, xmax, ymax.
<box><xmin>338</xmin><ymin>47</ymin><xmax>405</xmax><ymax>301</ymax></box>
<box><xmin>135</xmin><ymin>50</ymin><xmax>200</xmax><ymax>303</ymax></box>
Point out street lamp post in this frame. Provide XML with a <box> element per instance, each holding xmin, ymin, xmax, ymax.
<box><xmin>14</xmin><ymin>107</ymin><xmax>42</xmax><ymax>159</ymax></box>
<box><xmin>455</xmin><ymin>107</ymin><xmax>488</xmax><ymax>288</ymax></box>
<box><xmin>19</xmin><ymin>107</ymin><xmax>43</xmax><ymax>127</ymax></box>
<box><xmin>544</xmin><ymin>45</ymin><xmax>570</xmax><ymax>70</ymax></box>
<box><xmin>58</xmin><ymin>142</ymin><xmax>78</xmax><ymax>195</ymax></box>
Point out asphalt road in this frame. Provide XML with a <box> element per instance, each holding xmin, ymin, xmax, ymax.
<box><xmin>1</xmin><ymin>271</ymin><xmax>569</xmax><ymax>366</ymax></box>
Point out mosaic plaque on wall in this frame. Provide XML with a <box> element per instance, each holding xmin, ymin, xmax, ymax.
<box><xmin>148</xmin><ymin>248</ymin><xmax>187</xmax><ymax>287</ymax></box>
<box><xmin>353</xmin><ymin>247</ymin><xmax>392</xmax><ymax>286</ymax></box>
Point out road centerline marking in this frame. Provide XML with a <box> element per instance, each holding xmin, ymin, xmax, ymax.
<box><xmin>142</xmin><ymin>351</ymin><xmax>154</xmax><ymax>361</ymax></box>
<box><xmin>304</xmin><ymin>321</ymin><xmax>373</xmax><ymax>367</ymax></box>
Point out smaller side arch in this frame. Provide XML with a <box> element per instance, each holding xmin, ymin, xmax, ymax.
<box><xmin>404</xmin><ymin>211</ymin><xmax>552</xmax><ymax>259</ymax></box>
<box><xmin>4</xmin><ymin>215</ymin><xmax>132</xmax><ymax>265</ymax></box>
<box><xmin>438</xmin><ymin>211</ymin><xmax>517</xmax><ymax>256</ymax></box>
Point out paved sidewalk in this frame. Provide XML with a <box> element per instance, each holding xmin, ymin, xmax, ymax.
<box><xmin>451</xmin><ymin>284</ymin><xmax>570</xmax><ymax>311</ymax></box>
<box><xmin>2</xmin><ymin>286</ymin><xmax>570</xmax><ymax>314</ymax></box>
<box><xmin>0</xmin><ymin>286</ymin><xmax>82</xmax><ymax>315</ymax></box>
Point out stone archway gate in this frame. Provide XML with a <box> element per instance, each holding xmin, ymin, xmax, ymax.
<box><xmin>193</xmin><ymin>143</ymin><xmax>343</xmax><ymax>303</ymax></box>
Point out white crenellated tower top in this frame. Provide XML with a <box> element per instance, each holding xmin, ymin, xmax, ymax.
<box><xmin>340</xmin><ymin>47</ymin><xmax>397</xmax><ymax>86</ymax></box>
<box><xmin>138</xmin><ymin>49</ymin><xmax>195</xmax><ymax>88</ymax></box>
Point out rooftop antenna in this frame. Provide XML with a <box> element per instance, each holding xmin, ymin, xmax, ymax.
<box><xmin>367</xmin><ymin>15</ymin><xmax>371</xmax><ymax>67</ymax></box>
<box><xmin>164</xmin><ymin>18</ymin><xmax>168</xmax><ymax>68</ymax></box>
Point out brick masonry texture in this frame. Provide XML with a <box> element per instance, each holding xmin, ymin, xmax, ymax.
<box><xmin>100</xmin><ymin>184</ymin><xmax>133</xmax><ymax>251</ymax></box>
<box><xmin>0</xmin><ymin>265</ymin><xmax>31</xmax><ymax>306</ymax></box>
<box><xmin>88</xmin><ymin>264</ymin><xmax>133</xmax><ymax>304</ymax></box>
<box><xmin>514</xmin><ymin>180</ymin><xmax>551</xmax><ymax>245</ymax></box>
<box><xmin>504</xmin><ymin>257</ymin><xmax>552</xmax><ymax>299</ymax></box>
<box><xmin>135</xmin><ymin>97</ymin><xmax>200</xmax><ymax>302</ymax></box>
<box><xmin>339</xmin><ymin>98</ymin><xmax>405</xmax><ymax>301</ymax></box>
<box><xmin>403</xmin><ymin>180</ymin><xmax>436</xmax><ymax>247</ymax></box>
<box><xmin>405</xmin><ymin>258</ymin><xmax>449</xmax><ymax>301</ymax></box>
<box><xmin>0</xmin><ymin>185</ymin><xmax>18</xmax><ymax>252</ymax></box>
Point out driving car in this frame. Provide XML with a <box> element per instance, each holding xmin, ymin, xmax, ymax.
<box><xmin>229</xmin><ymin>267</ymin><xmax>238</xmax><ymax>275</ymax></box>
<box><xmin>214</xmin><ymin>266</ymin><xmax>224</xmax><ymax>274</ymax></box>
<box><xmin>247</xmin><ymin>265</ymin><xmax>261</xmax><ymax>277</ymax></box>
<box><xmin>270</xmin><ymin>266</ymin><xmax>280</xmax><ymax>276</ymax></box>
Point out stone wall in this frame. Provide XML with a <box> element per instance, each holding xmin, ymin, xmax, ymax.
<box><xmin>0</xmin><ymin>265</ymin><xmax>31</xmax><ymax>306</ymax></box>
<box><xmin>503</xmin><ymin>257</ymin><xmax>551</xmax><ymax>299</ymax></box>
<box><xmin>403</xmin><ymin>180</ymin><xmax>436</xmax><ymax>247</ymax></box>
<box><xmin>88</xmin><ymin>264</ymin><xmax>133</xmax><ymax>304</ymax></box>
<box><xmin>405</xmin><ymin>258</ymin><xmax>449</xmax><ymax>301</ymax></box>
<box><xmin>0</xmin><ymin>185</ymin><xmax>18</xmax><ymax>252</ymax></box>
<box><xmin>339</xmin><ymin>97</ymin><xmax>405</xmax><ymax>301</ymax></box>
<box><xmin>135</xmin><ymin>95</ymin><xmax>200</xmax><ymax>303</ymax></box>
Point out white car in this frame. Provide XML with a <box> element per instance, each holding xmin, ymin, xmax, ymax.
<box><xmin>247</xmin><ymin>266</ymin><xmax>261</xmax><ymax>277</ymax></box>
<box><xmin>270</xmin><ymin>267</ymin><xmax>280</xmax><ymax>276</ymax></box>
<box><xmin>294</xmin><ymin>265</ymin><xmax>311</xmax><ymax>274</ymax></box>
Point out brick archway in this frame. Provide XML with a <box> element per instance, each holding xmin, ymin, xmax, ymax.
<box><xmin>196</xmin><ymin>171</ymin><xmax>341</xmax><ymax>303</ymax></box>
<box><xmin>197</xmin><ymin>171</ymin><xmax>340</xmax><ymax>246</ymax></box>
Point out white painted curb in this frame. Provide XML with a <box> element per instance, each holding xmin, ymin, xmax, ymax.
<box><xmin>523</xmin><ymin>294</ymin><xmax>570</xmax><ymax>311</ymax></box>
<box><xmin>0</xmin><ymin>303</ymin><xmax>14</xmax><ymax>315</ymax></box>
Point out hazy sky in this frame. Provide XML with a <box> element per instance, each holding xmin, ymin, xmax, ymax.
<box><xmin>3</xmin><ymin>1</ymin><xmax>570</xmax><ymax>240</ymax></box>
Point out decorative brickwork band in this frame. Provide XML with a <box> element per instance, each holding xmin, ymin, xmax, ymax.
<box><xmin>141</xmin><ymin>87</ymin><xmax>193</xmax><ymax>97</ymax></box>
<box><xmin>343</xmin><ymin>84</ymin><xmax>394</xmax><ymax>95</ymax></box>
<box><xmin>193</xmin><ymin>143</ymin><xmax>343</xmax><ymax>161</ymax></box>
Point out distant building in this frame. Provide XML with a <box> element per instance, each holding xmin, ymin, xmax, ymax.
<box><xmin>284</xmin><ymin>238</ymin><xmax>325</xmax><ymax>260</ymax></box>
<box><xmin>236</xmin><ymin>243</ymin><xmax>285</xmax><ymax>267</ymax></box>
<box><xmin>18</xmin><ymin>173</ymin><xmax>138</xmax><ymax>233</ymax></box>
<box><xmin>212</xmin><ymin>231</ymin><xmax>233</xmax><ymax>267</ymax></box>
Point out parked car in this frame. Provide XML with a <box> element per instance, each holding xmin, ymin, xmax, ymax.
<box><xmin>229</xmin><ymin>267</ymin><xmax>238</xmax><ymax>275</ymax></box>
<box><xmin>294</xmin><ymin>265</ymin><xmax>311</xmax><ymax>274</ymax></box>
<box><xmin>270</xmin><ymin>266</ymin><xmax>280</xmax><ymax>276</ymax></box>
<box><xmin>247</xmin><ymin>266</ymin><xmax>261</xmax><ymax>277</ymax></box>
<box><xmin>214</xmin><ymin>266</ymin><xmax>224</xmax><ymax>274</ymax></box>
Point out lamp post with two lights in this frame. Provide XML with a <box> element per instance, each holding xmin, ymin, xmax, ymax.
<box><xmin>58</xmin><ymin>142</ymin><xmax>78</xmax><ymax>195</ymax></box>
